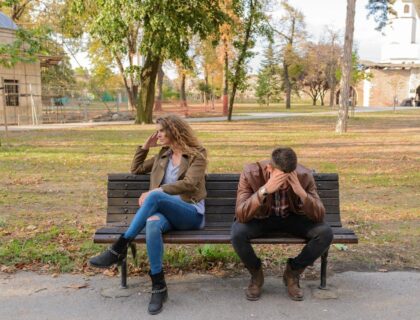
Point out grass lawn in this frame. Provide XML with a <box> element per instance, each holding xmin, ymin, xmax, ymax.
<box><xmin>1</xmin><ymin>108</ymin><xmax>419</xmax><ymax>276</ymax></box>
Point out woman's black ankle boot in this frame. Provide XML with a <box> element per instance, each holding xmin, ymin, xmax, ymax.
<box><xmin>148</xmin><ymin>270</ymin><xmax>168</xmax><ymax>315</ymax></box>
<box><xmin>89</xmin><ymin>235</ymin><xmax>129</xmax><ymax>268</ymax></box>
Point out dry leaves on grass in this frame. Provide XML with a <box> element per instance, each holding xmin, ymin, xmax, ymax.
<box><xmin>8</xmin><ymin>176</ymin><xmax>44</xmax><ymax>186</ymax></box>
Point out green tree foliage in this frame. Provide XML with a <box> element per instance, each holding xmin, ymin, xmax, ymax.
<box><xmin>0</xmin><ymin>0</ymin><xmax>37</xmax><ymax>22</ymax></box>
<box><xmin>72</xmin><ymin>0</ymin><xmax>227</xmax><ymax>124</ymax></box>
<box><xmin>335</xmin><ymin>52</ymin><xmax>371</xmax><ymax>87</ymax></box>
<box><xmin>255</xmin><ymin>42</ymin><xmax>282</xmax><ymax>106</ymax></box>
<box><xmin>41</xmin><ymin>56</ymin><xmax>76</xmax><ymax>96</ymax></box>
<box><xmin>70</xmin><ymin>0</ymin><xmax>142</xmax><ymax>114</ymax></box>
<box><xmin>366</xmin><ymin>0</ymin><xmax>397</xmax><ymax>30</ymax></box>
<box><xmin>227</xmin><ymin>0</ymin><xmax>271</xmax><ymax>120</ymax></box>
<box><xmin>0</xmin><ymin>27</ymin><xmax>51</xmax><ymax>67</ymax></box>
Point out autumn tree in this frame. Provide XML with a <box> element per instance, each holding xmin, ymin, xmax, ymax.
<box><xmin>320</xmin><ymin>27</ymin><xmax>342</xmax><ymax>108</ymax></box>
<box><xmin>218</xmin><ymin>0</ymin><xmax>238</xmax><ymax>115</ymax></box>
<box><xmin>197</xmin><ymin>38</ymin><xmax>223</xmax><ymax>109</ymax></box>
<box><xmin>272</xmin><ymin>0</ymin><xmax>307</xmax><ymax>109</ymax></box>
<box><xmin>72</xmin><ymin>0</ymin><xmax>227</xmax><ymax>124</ymax></box>
<box><xmin>300</xmin><ymin>42</ymin><xmax>334</xmax><ymax>106</ymax></box>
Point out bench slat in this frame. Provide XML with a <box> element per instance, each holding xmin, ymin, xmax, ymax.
<box><xmin>95</xmin><ymin>226</ymin><xmax>356</xmax><ymax>235</ymax></box>
<box><xmin>108</xmin><ymin>181</ymin><xmax>339</xmax><ymax>191</ymax></box>
<box><xmin>108</xmin><ymin>197</ymin><xmax>340</xmax><ymax>207</ymax></box>
<box><xmin>108</xmin><ymin>173</ymin><xmax>339</xmax><ymax>182</ymax></box>
<box><xmin>93</xmin><ymin>233</ymin><xmax>357</xmax><ymax>244</ymax></box>
<box><xmin>105</xmin><ymin>213</ymin><xmax>343</xmax><ymax>227</ymax></box>
<box><xmin>107</xmin><ymin>189</ymin><xmax>340</xmax><ymax>199</ymax></box>
<box><xmin>106</xmin><ymin>204</ymin><xmax>340</xmax><ymax>215</ymax></box>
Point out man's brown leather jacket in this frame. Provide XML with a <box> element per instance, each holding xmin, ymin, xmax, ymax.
<box><xmin>235</xmin><ymin>160</ymin><xmax>325</xmax><ymax>223</ymax></box>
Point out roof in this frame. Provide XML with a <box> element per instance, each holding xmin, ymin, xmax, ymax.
<box><xmin>0</xmin><ymin>12</ymin><xmax>18</xmax><ymax>30</ymax></box>
<box><xmin>360</xmin><ymin>60</ymin><xmax>420</xmax><ymax>69</ymax></box>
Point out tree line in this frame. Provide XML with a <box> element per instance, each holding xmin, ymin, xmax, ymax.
<box><xmin>0</xmin><ymin>0</ymin><xmax>407</xmax><ymax>132</ymax></box>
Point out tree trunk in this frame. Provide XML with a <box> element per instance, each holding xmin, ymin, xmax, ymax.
<box><xmin>222</xmin><ymin>49</ymin><xmax>229</xmax><ymax>116</ymax></box>
<box><xmin>127</xmin><ymin>86</ymin><xmax>138</xmax><ymax>111</ymax></box>
<box><xmin>137</xmin><ymin>54</ymin><xmax>160</xmax><ymax>124</ymax></box>
<box><xmin>320</xmin><ymin>91</ymin><xmax>325</xmax><ymax>106</ymax></box>
<box><xmin>180</xmin><ymin>73</ymin><xmax>187</xmax><ymax>108</ymax></box>
<box><xmin>154</xmin><ymin>62</ymin><xmax>164</xmax><ymax>111</ymax></box>
<box><xmin>115</xmin><ymin>55</ymin><xmax>137</xmax><ymax>111</ymax></box>
<box><xmin>329</xmin><ymin>81</ymin><xmax>336</xmax><ymax>108</ymax></box>
<box><xmin>283</xmin><ymin>60</ymin><xmax>291</xmax><ymax>109</ymax></box>
<box><xmin>228</xmin><ymin>0</ymin><xmax>255</xmax><ymax>121</ymax></box>
<box><xmin>336</xmin><ymin>0</ymin><xmax>356</xmax><ymax>133</ymax></box>
<box><xmin>204</xmin><ymin>74</ymin><xmax>209</xmax><ymax>108</ymax></box>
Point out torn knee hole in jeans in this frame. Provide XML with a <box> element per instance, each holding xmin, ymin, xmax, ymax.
<box><xmin>147</xmin><ymin>215</ymin><xmax>160</xmax><ymax>221</ymax></box>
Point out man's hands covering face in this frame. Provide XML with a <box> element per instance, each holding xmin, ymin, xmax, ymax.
<box><xmin>264</xmin><ymin>170</ymin><xmax>288</xmax><ymax>194</ymax></box>
<box><xmin>263</xmin><ymin>170</ymin><xmax>307</xmax><ymax>202</ymax></box>
<box><xmin>287</xmin><ymin>171</ymin><xmax>307</xmax><ymax>201</ymax></box>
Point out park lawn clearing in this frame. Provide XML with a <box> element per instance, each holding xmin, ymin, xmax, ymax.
<box><xmin>0</xmin><ymin>108</ymin><xmax>419</xmax><ymax>275</ymax></box>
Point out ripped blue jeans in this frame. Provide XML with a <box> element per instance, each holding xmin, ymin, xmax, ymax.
<box><xmin>123</xmin><ymin>191</ymin><xmax>203</xmax><ymax>275</ymax></box>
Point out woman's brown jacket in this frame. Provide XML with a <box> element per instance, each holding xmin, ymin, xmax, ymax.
<box><xmin>130</xmin><ymin>146</ymin><xmax>207</xmax><ymax>203</ymax></box>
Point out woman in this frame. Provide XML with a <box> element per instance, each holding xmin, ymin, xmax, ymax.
<box><xmin>89</xmin><ymin>114</ymin><xmax>207</xmax><ymax>315</ymax></box>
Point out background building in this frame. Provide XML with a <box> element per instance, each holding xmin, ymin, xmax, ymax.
<box><xmin>358</xmin><ymin>0</ymin><xmax>420</xmax><ymax>107</ymax></box>
<box><xmin>0</xmin><ymin>12</ymin><xmax>43</xmax><ymax>125</ymax></box>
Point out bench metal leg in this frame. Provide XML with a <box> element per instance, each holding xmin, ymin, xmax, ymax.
<box><xmin>119</xmin><ymin>244</ymin><xmax>136</xmax><ymax>288</ymax></box>
<box><xmin>130</xmin><ymin>243</ymin><xmax>137</xmax><ymax>266</ymax></box>
<box><xmin>120</xmin><ymin>257</ymin><xmax>127</xmax><ymax>289</ymax></box>
<box><xmin>319</xmin><ymin>248</ymin><xmax>329</xmax><ymax>290</ymax></box>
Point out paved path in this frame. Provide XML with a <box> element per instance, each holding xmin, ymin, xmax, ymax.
<box><xmin>1</xmin><ymin>107</ymin><xmax>417</xmax><ymax>131</ymax></box>
<box><xmin>1</xmin><ymin>271</ymin><xmax>419</xmax><ymax>320</ymax></box>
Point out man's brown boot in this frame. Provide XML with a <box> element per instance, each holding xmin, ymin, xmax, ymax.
<box><xmin>245</xmin><ymin>266</ymin><xmax>264</xmax><ymax>301</ymax></box>
<box><xmin>282</xmin><ymin>261</ymin><xmax>305</xmax><ymax>301</ymax></box>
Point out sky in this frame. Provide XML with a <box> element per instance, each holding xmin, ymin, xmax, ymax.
<box><xmin>285</xmin><ymin>0</ymin><xmax>384</xmax><ymax>61</ymax></box>
<box><xmin>70</xmin><ymin>0</ymin><xmax>387</xmax><ymax>77</ymax></box>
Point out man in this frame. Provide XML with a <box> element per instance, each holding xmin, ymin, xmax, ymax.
<box><xmin>231</xmin><ymin>147</ymin><xmax>333</xmax><ymax>301</ymax></box>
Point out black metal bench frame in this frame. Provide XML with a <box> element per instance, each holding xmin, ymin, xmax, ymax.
<box><xmin>94</xmin><ymin>173</ymin><xmax>358</xmax><ymax>289</ymax></box>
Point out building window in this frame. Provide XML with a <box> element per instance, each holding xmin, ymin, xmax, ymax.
<box><xmin>4</xmin><ymin>79</ymin><xmax>19</xmax><ymax>106</ymax></box>
<box><xmin>404</xmin><ymin>4</ymin><xmax>410</xmax><ymax>14</ymax></box>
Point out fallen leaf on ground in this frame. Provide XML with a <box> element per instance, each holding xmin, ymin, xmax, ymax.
<box><xmin>103</xmin><ymin>269</ymin><xmax>118</xmax><ymax>277</ymax></box>
<box><xmin>33</xmin><ymin>288</ymin><xmax>47</xmax><ymax>294</ymax></box>
<box><xmin>64</xmin><ymin>283</ymin><xmax>89</xmax><ymax>289</ymax></box>
<box><xmin>333</xmin><ymin>244</ymin><xmax>348</xmax><ymax>251</ymax></box>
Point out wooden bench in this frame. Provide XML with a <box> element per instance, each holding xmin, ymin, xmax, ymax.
<box><xmin>94</xmin><ymin>173</ymin><xmax>358</xmax><ymax>288</ymax></box>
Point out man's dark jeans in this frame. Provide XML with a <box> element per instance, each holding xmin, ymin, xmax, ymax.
<box><xmin>231</xmin><ymin>213</ymin><xmax>333</xmax><ymax>270</ymax></box>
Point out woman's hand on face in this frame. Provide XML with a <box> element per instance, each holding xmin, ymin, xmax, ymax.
<box><xmin>143</xmin><ymin>132</ymin><xmax>159</xmax><ymax>150</ymax></box>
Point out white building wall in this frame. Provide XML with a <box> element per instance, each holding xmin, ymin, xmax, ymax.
<box><xmin>381</xmin><ymin>0</ymin><xmax>420</xmax><ymax>63</ymax></box>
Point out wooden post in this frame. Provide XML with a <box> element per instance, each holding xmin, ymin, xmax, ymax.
<box><xmin>29</xmin><ymin>83</ymin><xmax>38</xmax><ymax>125</ymax></box>
<box><xmin>1</xmin><ymin>77</ymin><xmax>9</xmax><ymax>146</ymax></box>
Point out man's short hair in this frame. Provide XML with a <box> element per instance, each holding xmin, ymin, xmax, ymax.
<box><xmin>271</xmin><ymin>147</ymin><xmax>297</xmax><ymax>173</ymax></box>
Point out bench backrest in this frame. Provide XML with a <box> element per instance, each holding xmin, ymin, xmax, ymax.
<box><xmin>107</xmin><ymin>173</ymin><xmax>341</xmax><ymax>228</ymax></box>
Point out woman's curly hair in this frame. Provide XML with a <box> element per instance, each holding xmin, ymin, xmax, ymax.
<box><xmin>156</xmin><ymin>114</ymin><xmax>205</xmax><ymax>159</ymax></box>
